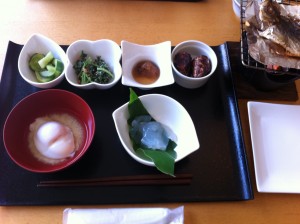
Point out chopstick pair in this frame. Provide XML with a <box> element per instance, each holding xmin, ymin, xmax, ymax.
<box><xmin>37</xmin><ymin>173</ymin><xmax>193</xmax><ymax>187</ymax></box>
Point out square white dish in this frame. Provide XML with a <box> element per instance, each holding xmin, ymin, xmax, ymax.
<box><xmin>121</xmin><ymin>40</ymin><xmax>174</xmax><ymax>89</ymax></box>
<box><xmin>248</xmin><ymin>101</ymin><xmax>300</xmax><ymax>193</ymax></box>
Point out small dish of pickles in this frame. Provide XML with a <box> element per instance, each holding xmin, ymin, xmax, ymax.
<box><xmin>29</xmin><ymin>51</ymin><xmax>64</xmax><ymax>83</ymax></box>
<box><xmin>18</xmin><ymin>33</ymin><xmax>68</xmax><ymax>89</ymax></box>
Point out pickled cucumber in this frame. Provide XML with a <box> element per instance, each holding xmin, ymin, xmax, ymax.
<box><xmin>29</xmin><ymin>53</ymin><xmax>44</xmax><ymax>72</ymax></box>
<box><xmin>53</xmin><ymin>59</ymin><xmax>64</xmax><ymax>77</ymax></box>
<box><xmin>40</xmin><ymin>65</ymin><xmax>55</xmax><ymax>78</ymax></box>
<box><xmin>28</xmin><ymin>51</ymin><xmax>64</xmax><ymax>83</ymax></box>
<box><xmin>35</xmin><ymin>71</ymin><xmax>53</xmax><ymax>83</ymax></box>
<box><xmin>38</xmin><ymin>51</ymin><xmax>54</xmax><ymax>69</ymax></box>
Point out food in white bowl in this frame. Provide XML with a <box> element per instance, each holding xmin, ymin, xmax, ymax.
<box><xmin>66</xmin><ymin>39</ymin><xmax>122</xmax><ymax>90</ymax></box>
<box><xmin>112</xmin><ymin>89</ymin><xmax>199</xmax><ymax>176</ymax></box>
<box><xmin>121</xmin><ymin>40</ymin><xmax>174</xmax><ymax>89</ymax></box>
<box><xmin>18</xmin><ymin>33</ymin><xmax>68</xmax><ymax>89</ymax></box>
<box><xmin>173</xmin><ymin>52</ymin><xmax>211</xmax><ymax>78</ymax></box>
<box><xmin>171</xmin><ymin>40</ymin><xmax>218</xmax><ymax>89</ymax></box>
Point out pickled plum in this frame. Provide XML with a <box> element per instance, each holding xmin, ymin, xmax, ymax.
<box><xmin>132</xmin><ymin>60</ymin><xmax>160</xmax><ymax>84</ymax></box>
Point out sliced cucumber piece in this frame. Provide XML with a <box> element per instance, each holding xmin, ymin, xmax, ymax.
<box><xmin>52</xmin><ymin>59</ymin><xmax>64</xmax><ymax>77</ymax></box>
<box><xmin>29</xmin><ymin>53</ymin><xmax>44</xmax><ymax>72</ymax></box>
<box><xmin>39</xmin><ymin>70</ymin><xmax>55</xmax><ymax>78</ymax></box>
<box><xmin>46</xmin><ymin>65</ymin><xmax>56</xmax><ymax>74</ymax></box>
<box><xmin>35</xmin><ymin>71</ymin><xmax>53</xmax><ymax>83</ymax></box>
<box><xmin>38</xmin><ymin>65</ymin><xmax>55</xmax><ymax>78</ymax></box>
<box><xmin>38</xmin><ymin>51</ymin><xmax>54</xmax><ymax>69</ymax></box>
<box><xmin>30</xmin><ymin>51</ymin><xmax>63</xmax><ymax>83</ymax></box>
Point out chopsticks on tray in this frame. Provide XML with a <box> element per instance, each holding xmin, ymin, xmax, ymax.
<box><xmin>37</xmin><ymin>174</ymin><xmax>193</xmax><ymax>187</ymax></box>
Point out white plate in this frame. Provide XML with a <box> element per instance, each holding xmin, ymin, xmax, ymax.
<box><xmin>248</xmin><ymin>101</ymin><xmax>300</xmax><ymax>193</ymax></box>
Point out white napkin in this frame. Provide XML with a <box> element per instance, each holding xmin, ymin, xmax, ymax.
<box><xmin>63</xmin><ymin>206</ymin><xmax>184</xmax><ymax>224</ymax></box>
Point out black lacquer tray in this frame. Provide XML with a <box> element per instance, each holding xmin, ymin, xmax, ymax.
<box><xmin>0</xmin><ymin>42</ymin><xmax>253</xmax><ymax>205</ymax></box>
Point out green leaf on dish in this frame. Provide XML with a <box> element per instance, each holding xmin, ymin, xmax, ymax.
<box><xmin>127</xmin><ymin>88</ymin><xmax>177</xmax><ymax>176</ymax></box>
<box><xmin>128</xmin><ymin>88</ymin><xmax>150</xmax><ymax>124</ymax></box>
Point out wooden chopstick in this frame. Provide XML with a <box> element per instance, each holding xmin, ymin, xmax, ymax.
<box><xmin>37</xmin><ymin>174</ymin><xmax>193</xmax><ymax>187</ymax></box>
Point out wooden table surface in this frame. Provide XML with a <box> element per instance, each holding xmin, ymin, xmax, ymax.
<box><xmin>1</xmin><ymin>0</ymin><xmax>300</xmax><ymax>223</ymax></box>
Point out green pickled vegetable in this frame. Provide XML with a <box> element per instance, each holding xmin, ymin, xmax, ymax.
<box><xmin>40</xmin><ymin>65</ymin><xmax>55</xmax><ymax>78</ymax></box>
<box><xmin>29</xmin><ymin>53</ymin><xmax>44</xmax><ymax>72</ymax></box>
<box><xmin>38</xmin><ymin>51</ymin><xmax>54</xmax><ymax>69</ymax></box>
<box><xmin>53</xmin><ymin>59</ymin><xmax>64</xmax><ymax>77</ymax></box>
<box><xmin>28</xmin><ymin>51</ymin><xmax>64</xmax><ymax>83</ymax></box>
<box><xmin>35</xmin><ymin>71</ymin><xmax>53</xmax><ymax>83</ymax></box>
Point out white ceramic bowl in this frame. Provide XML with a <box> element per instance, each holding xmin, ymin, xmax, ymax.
<box><xmin>171</xmin><ymin>40</ymin><xmax>218</xmax><ymax>89</ymax></box>
<box><xmin>18</xmin><ymin>33</ymin><xmax>68</xmax><ymax>89</ymax></box>
<box><xmin>121</xmin><ymin>40</ymin><xmax>174</xmax><ymax>89</ymax></box>
<box><xmin>66</xmin><ymin>39</ymin><xmax>122</xmax><ymax>90</ymax></box>
<box><xmin>112</xmin><ymin>94</ymin><xmax>199</xmax><ymax>166</ymax></box>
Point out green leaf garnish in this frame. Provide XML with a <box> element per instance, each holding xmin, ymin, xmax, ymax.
<box><xmin>128</xmin><ymin>88</ymin><xmax>177</xmax><ymax>176</ymax></box>
<box><xmin>128</xmin><ymin>88</ymin><xmax>150</xmax><ymax>123</ymax></box>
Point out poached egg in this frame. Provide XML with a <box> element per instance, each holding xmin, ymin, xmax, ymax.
<box><xmin>34</xmin><ymin>121</ymin><xmax>76</xmax><ymax>159</ymax></box>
